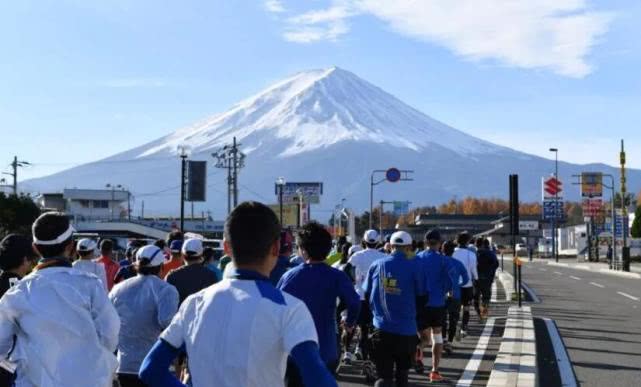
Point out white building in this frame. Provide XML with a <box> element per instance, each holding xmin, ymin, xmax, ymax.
<box><xmin>35</xmin><ymin>188</ymin><xmax>131</xmax><ymax>221</ymax></box>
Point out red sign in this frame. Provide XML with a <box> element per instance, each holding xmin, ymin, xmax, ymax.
<box><xmin>582</xmin><ymin>198</ymin><xmax>603</xmax><ymax>217</ymax></box>
<box><xmin>544</xmin><ymin>177</ymin><xmax>563</xmax><ymax>197</ymax></box>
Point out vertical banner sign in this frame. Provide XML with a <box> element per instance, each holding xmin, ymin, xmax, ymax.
<box><xmin>186</xmin><ymin>161</ymin><xmax>207</xmax><ymax>202</ymax></box>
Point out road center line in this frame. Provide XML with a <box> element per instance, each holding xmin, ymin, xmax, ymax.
<box><xmin>617</xmin><ymin>292</ymin><xmax>640</xmax><ymax>301</ymax></box>
<box><xmin>455</xmin><ymin>317</ymin><xmax>496</xmax><ymax>387</ymax></box>
<box><xmin>553</xmin><ymin>271</ymin><xmax>563</xmax><ymax>275</ymax></box>
<box><xmin>543</xmin><ymin>318</ymin><xmax>578</xmax><ymax>387</ymax></box>
<box><xmin>589</xmin><ymin>282</ymin><xmax>604</xmax><ymax>288</ymax></box>
<box><xmin>569</xmin><ymin>276</ymin><xmax>581</xmax><ymax>281</ymax></box>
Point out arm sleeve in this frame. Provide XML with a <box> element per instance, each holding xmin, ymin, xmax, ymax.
<box><xmin>159</xmin><ymin>297</ymin><xmax>189</xmax><ymax>349</ymax></box>
<box><xmin>139</xmin><ymin>339</ymin><xmax>186</xmax><ymax>387</ymax></box>
<box><xmin>290</xmin><ymin>341</ymin><xmax>338</xmax><ymax>387</ymax></box>
<box><xmin>98</xmin><ymin>264</ymin><xmax>109</xmax><ymax>292</ymax></box>
<box><xmin>460</xmin><ymin>263</ymin><xmax>470</xmax><ymax>286</ymax></box>
<box><xmin>363</xmin><ymin>264</ymin><xmax>375</xmax><ymax>302</ymax></box>
<box><xmin>337</xmin><ymin>272</ymin><xmax>361</xmax><ymax>327</ymax></box>
<box><xmin>91</xmin><ymin>282</ymin><xmax>120</xmax><ymax>352</ymax></box>
<box><xmin>0</xmin><ymin>297</ymin><xmax>17</xmax><ymax>358</ymax></box>
<box><xmin>470</xmin><ymin>254</ymin><xmax>479</xmax><ymax>281</ymax></box>
<box><xmin>157</xmin><ymin>285</ymin><xmax>180</xmax><ymax>328</ymax></box>
<box><xmin>282</xmin><ymin>301</ymin><xmax>318</xmax><ymax>354</ymax></box>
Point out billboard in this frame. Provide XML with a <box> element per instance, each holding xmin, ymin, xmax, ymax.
<box><xmin>275</xmin><ymin>182</ymin><xmax>323</xmax><ymax>204</ymax></box>
<box><xmin>186</xmin><ymin>161</ymin><xmax>207</xmax><ymax>202</ymax></box>
<box><xmin>269</xmin><ymin>204</ymin><xmax>309</xmax><ymax>228</ymax></box>
<box><xmin>581</xmin><ymin>172</ymin><xmax>603</xmax><ymax>198</ymax></box>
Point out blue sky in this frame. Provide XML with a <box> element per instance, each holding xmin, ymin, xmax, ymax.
<box><xmin>1</xmin><ymin>0</ymin><xmax>640</xmax><ymax>182</ymax></box>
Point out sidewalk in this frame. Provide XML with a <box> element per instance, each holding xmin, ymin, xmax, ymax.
<box><xmin>531</xmin><ymin>257</ymin><xmax>641</xmax><ymax>279</ymax></box>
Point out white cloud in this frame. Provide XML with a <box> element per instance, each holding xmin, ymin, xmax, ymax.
<box><xmin>264</xmin><ymin>0</ymin><xmax>286</xmax><ymax>13</ymax></box>
<box><xmin>283</xmin><ymin>5</ymin><xmax>353</xmax><ymax>43</ymax></box>
<box><xmin>271</xmin><ymin>0</ymin><xmax>613</xmax><ymax>77</ymax></box>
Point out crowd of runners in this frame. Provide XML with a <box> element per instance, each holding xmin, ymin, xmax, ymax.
<box><xmin>0</xmin><ymin>201</ymin><xmax>498</xmax><ymax>387</ymax></box>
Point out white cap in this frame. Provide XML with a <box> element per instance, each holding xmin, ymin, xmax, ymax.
<box><xmin>136</xmin><ymin>245</ymin><xmax>165</xmax><ymax>267</ymax></box>
<box><xmin>363</xmin><ymin>229</ymin><xmax>379</xmax><ymax>244</ymax></box>
<box><xmin>76</xmin><ymin>238</ymin><xmax>97</xmax><ymax>253</ymax></box>
<box><xmin>390</xmin><ymin>231</ymin><xmax>412</xmax><ymax>246</ymax></box>
<box><xmin>182</xmin><ymin>238</ymin><xmax>203</xmax><ymax>256</ymax></box>
<box><xmin>348</xmin><ymin>245</ymin><xmax>362</xmax><ymax>256</ymax></box>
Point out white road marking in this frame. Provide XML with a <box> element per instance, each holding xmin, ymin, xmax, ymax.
<box><xmin>491</xmin><ymin>280</ymin><xmax>497</xmax><ymax>303</ymax></box>
<box><xmin>589</xmin><ymin>282</ymin><xmax>605</xmax><ymax>288</ymax></box>
<box><xmin>554</xmin><ymin>271</ymin><xmax>563</xmax><ymax>275</ymax></box>
<box><xmin>569</xmin><ymin>276</ymin><xmax>581</xmax><ymax>281</ymax></box>
<box><xmin>543</xmin><ymin>318</ymin><xmax>578</xmax><ymax>387</ymax></box>
<box><xmin>539</xmin><ymin>268</ymin><xmax>547</xmax><ymax>272</ymax></box>
<box><xmin>617</xmin><ymin>292</ymin><xmax>640</xmax><ymax>301</ymax></box>
<box><xmin>456</xmin><ymin>317</ymin><xmax>496</xmax><ymax>387</ymax></box>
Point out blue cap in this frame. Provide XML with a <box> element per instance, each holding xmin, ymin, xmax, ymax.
<box><xmin>170</xmin><ymin>240</ymin><xmax>183</xmax><ymax>252</ymax></box>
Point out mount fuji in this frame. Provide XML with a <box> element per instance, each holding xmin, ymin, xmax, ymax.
<box><xmin>23</xmin><ymin>67</ymin><xmax>640</xmax><ymax>218</ymax></box>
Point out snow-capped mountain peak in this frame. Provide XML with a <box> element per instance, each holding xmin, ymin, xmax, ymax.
<box><xmin>139</xmin><ymin>66</ymin><xmax>501</xmax><ymax>158</ymax></box>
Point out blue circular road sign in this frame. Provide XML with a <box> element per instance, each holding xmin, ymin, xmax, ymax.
<box><xmin>386</xmin><ymin>168</ymin><xmax>401</xmax><ymax>183</ymax></box>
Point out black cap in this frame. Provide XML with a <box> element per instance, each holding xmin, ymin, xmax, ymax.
<box><xmin>424</xmin><ymin>229</ymin><xmax>442</xmax><ymax>242</ymax></box>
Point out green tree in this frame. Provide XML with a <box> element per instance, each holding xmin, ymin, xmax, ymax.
<box><xmin>631</xmin><ymin>206</ymin><xmax>641</xmax><ymax>238</ymax></box>
<box><xmin>0</xmin><ymin>193</ymin><xmax>41</xmax><ymax>236</ymax></box>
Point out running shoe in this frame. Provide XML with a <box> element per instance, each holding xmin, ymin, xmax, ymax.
<box><xmin>460</xmin><ymin>329</ymin><xmax>468</xmax><ymax>338</ymax></box>
<box><xmin>342</xmin><ymin>351</ymin><xmax>354</xmax><ymax>364</ymax></box>
<box><xmin>430</xmin><ymin>371</ymin><xmax>446</xmax><ymax>383</ymax></box>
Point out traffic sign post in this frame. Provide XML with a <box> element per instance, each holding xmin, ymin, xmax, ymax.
<box><xmin>542</xmin><ymin>176</ymin><xmax>563</xmax><ymax>262</ymax></box>
<box><xmin>369</xmin><ymin>168</ymin><xmax>413</xmax><ymax>229</ymax></box>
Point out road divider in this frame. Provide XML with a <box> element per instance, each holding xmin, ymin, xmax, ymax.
<box><xmin>487</xmin><ymin>306</ymin><xmax>536</xmax><ymax>387</ymax></box>
<box><xmin>542</xmin><ymin>318</ymin><xmax>578</xmax><ymax>387</ymax></box>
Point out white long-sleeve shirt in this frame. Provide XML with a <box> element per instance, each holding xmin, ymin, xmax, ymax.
<box><xmin>452</xmin><ymin>247</ymin><xmax>478</xmax><ymax>288</ymax></box>
<box><xmin>349</xmin><ymin>248</ymin><xmax>387</xmax><ymax>300</ymax></box>
<box><xmin>0</xmin><ymin>266</ymin><xmax>120</xmax><ymax>387</ymax></box>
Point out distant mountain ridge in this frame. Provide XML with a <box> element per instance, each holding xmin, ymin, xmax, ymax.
<box><xmin>23</xmin><ymin>67</ymin><xmax>641</xmax><ymax>218</ymax></box>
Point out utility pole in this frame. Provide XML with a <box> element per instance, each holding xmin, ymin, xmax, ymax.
<box><xmin>178</xmin><ymin>146</ymin><xmax>189</xmax><ymax>232</ymax></box>
<box><xmin>620</xmin><ymin>139</ymin><xmax>630</xmax><ymax>271</ymax></box>
<box><xmin>3</xmin><ymin>156</ymin><xmax>31</xmax><ymax>196</ymax></box>
<box><xmin>213</xmin><ymin>137</ymin><xmax>246</xmax><ymax>214</ymax></box>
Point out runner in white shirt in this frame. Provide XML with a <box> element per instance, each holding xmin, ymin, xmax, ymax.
<box><xmin>73</xmin><ymin>238</ymin><xmax>109</xmax><ymax>291</ymax></box>
<box><xmin>346</xmin><ymin>229</ymin><xmax>386</xmax><ymax>361</ymax></box>
<box><xmin>0</xmin><ymin>212</ymin><xmax>120</xmax><ymax>387</ymax></box>
<box><xmin>451</xmin><ymin>232</ymin><xmax>478</xmax><ymax>337</ymax></box>
<box><xmin>139</xmin><ymin>202</ymin><xmax>337</xmax><ymax>387</ymax></box>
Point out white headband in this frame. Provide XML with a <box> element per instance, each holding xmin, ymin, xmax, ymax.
<box><xmin>33</xmin><ymin>225</ymin><xmax>76</xmax><ymax>245</ymax></box>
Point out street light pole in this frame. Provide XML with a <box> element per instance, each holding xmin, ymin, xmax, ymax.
<box><xmin>276</xmin><ymin>177</ymin><xmax>285</xmax><ymax>225</ymax></box>
<box><xmin>549</xmin><ymin>148</ymin><xmax>559</xmax><ymax>262</ymax></box>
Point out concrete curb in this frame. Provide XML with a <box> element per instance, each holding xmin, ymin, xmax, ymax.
<box><xmin>547</xmin><ymin>261</ymin><xmax>641</xmax><ymax>279</ymax></box>
<box><xmin>498</xmin><ymin>269</ymin><xmax>514</xmax><ymax>302</ymax></box>
<box><xmin>487</xmin><ymin>306</ymin><xmax>537</xmax><ymax>387</ymax></box>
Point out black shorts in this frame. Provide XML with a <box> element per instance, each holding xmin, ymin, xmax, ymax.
<box><xmin>461</xmin><ymin>287</ymin><xmax>474</xmax><ymax>305</ymax></box>
<box><xmin>418</xmin><ymin>306</ymin><xmax>446</xmax><ymax>330</ymax></box>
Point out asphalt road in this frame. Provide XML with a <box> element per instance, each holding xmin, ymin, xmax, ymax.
<box><xmin>339</xmin><ymin>282</ymin><xmax>509</xmax><ymax>387</ymax></box>
<box><xmin>523</xmin><ymin>260</ymin><xmax>641</xmax><ymax>387</ymax></box>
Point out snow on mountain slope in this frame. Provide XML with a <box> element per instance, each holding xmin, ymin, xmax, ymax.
<box><xmin>22</xmin><ymin>67</ymin><xmax>639</xmax><ymax>217</ymax></box>
<box><xmin>135</xmin><ymin>67</ymin><xmax>512</xmax><ymax>159</ymax></box>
